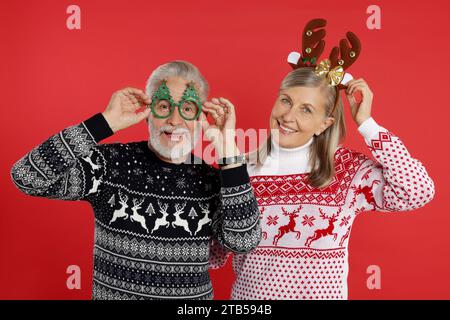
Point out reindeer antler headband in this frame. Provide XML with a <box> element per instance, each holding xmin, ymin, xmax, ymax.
<box><xmin>287</xmin><ymin>18</ymin><xmax>361</xmax><ymax>90</ymax></box>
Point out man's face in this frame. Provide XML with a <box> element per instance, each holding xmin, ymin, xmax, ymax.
<box><xmin>147</xmin><ymin>77</ymin><xmax>202</xmax><ymax>162</ymax></box>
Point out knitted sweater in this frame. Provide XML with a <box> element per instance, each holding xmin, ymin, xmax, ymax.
<box><xmin>10</xmin><ymin>113</ymin><xmax>261</xmax><ymax>300</ymax></box>
<box><xmin>209</xmin><ymin>117</ymin><xmax>435</xmax><ymax>300</ymax></box>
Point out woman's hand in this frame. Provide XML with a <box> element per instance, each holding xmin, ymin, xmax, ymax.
<box><xmin>344</xmin><ymin>78</ymin><xmax>373</xmax><ymax>126</ymax></box>
<box><xmin>200</xmin><ymin>97</ymin><xmax>240</xmax><ymax>159</ymax></box>
<box><xmin>102</xmin><ymin>87</ymin><xmax>152</xmax><ymax>133</ymax></box>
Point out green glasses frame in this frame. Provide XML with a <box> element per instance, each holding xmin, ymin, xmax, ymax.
<box><xmin>149</xmin><ymin>80</ymin><xmax>203</xmax><ymax>121</ymax></box>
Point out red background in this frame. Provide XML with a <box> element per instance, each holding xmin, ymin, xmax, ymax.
<box><xmin>1</xmin><ymin>0</ymin><xmax>449</xmax><ymax>299</ymax></box>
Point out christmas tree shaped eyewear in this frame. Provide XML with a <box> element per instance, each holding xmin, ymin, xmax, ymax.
<box><xmin>148</xmin><ymin>80</ymin><xmax>203</xmax><ymax>121</ymax></box>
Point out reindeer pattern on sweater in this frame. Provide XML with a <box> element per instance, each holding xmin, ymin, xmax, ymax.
<box><xmin>209</xmin><ymin>117</ymin><xmax>435</xmax><ymax>300</ymax></box>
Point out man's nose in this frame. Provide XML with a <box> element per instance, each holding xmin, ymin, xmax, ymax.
<box><xmin>167</xmin><ymin>107</ymin><xmax>185</xmax><ymax>126</ymax></box>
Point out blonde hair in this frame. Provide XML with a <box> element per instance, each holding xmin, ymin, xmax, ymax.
<box><xmin>249</xmin><ymin>67</ymin><xmax>346</xmax><ymax>189</ymax></box>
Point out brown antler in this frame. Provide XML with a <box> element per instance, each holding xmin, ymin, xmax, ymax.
<box><xmin>290</xmin><ymin>18</ymin><xmax>327</xmax><ymax>69</ymax></box>
<box><xmin>329</xmin><ymin>31</ymin><xmax>361</xmax><ymax>70</ymax></box>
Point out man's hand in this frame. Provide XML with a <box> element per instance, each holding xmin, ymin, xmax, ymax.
<box><xmin>200</xmin><ymin>97</ymin><xmax>240</xmax><ymax>159</ymax></box>
<box><xmin>102</xmin><ymin>87</ymin><xmax>152</xmax><ymax>133</ymax></box>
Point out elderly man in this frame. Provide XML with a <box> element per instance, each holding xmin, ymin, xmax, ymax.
<box><xmin>10</xmin><ymin>61</ymin><xmax>261</xmax><ymax>300</ymax></box>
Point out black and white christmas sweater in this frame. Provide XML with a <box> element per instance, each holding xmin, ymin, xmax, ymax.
<box><xmin>10</xmin><ymin>113</ymin><xmax>262</xmax><ymax>300</ymax></box>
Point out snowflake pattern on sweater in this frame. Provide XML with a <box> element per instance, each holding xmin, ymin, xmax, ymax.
<box><xmin>209</xmin><ymin>117</ymin><xmax>435</xmax><ymax>300</ymax></box>
<box><xmin>10</xmin><ymin>113</ymin><xmax>261</xmax><ymax>300</ymax></box>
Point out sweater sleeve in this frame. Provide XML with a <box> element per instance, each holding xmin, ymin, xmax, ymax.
<box><xmin>210</xmin><ymin>164</ymin><xmax>262</xmax><ymax>254</ymax></box>
<box><xmin>10</xmin><ymin>113</ymin><xmax>114</xmax><ymax>201</ymax></box>
<box><xmin>209</xmin><ymin>238</ymin><xmax>233</xmax><ymax>269</ymax></box>
<box><xmin>349</xmin><ymin>117</ymin><xmax>435</xmax><ymax>213</ymax></box>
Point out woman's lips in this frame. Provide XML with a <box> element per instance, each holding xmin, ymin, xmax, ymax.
<box><xmin>278</xmin><ymin>121</ymin><xmax>298</xmax><ymax>135</ymax></box>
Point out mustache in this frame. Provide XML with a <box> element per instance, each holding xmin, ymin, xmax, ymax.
<box><xmin>158</xmin><ymin>125</ymin><xmax>190</xmax><ymax>135</ymax></box>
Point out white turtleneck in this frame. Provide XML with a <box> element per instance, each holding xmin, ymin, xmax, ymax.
<box><xmin>246</xmin><ymin>117</ymin><xmax>380</xmax><ymax>177</ymax></box>
<box><xmin>248</xmin><ymin>135</ymin><xmax>315</xmax><ymax>176</ymax></box>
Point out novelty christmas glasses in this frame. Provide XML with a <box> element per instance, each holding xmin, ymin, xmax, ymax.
<box><xmin>149</xmin><ymin>80</ymin><xmax>203</xmax><ymax>121</ymax></box>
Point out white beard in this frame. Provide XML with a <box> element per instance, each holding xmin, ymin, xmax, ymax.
<box><xmin>147</xmin><ymin>120</ymin><xmax>201</xmax><ymax>162</ymax></box>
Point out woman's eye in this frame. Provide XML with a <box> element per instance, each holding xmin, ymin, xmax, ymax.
<box><xmin>281</xmin><ymin>98</ymin><xmax>291</xmax><ymax>105</ymax></box>
<box><xmin>303</xmin><ymin>107</ymin><xmax>312</xmax><ymax>113</ymax></box>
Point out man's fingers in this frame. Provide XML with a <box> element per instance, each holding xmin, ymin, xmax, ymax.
<box><xmin>136</xmin><ymin>94</ymin><xmax>152</xmax><ymax>106</ymax></box>
<box><xmin>124</xmin><ymin>87</ymin><xmax>145</xmax><ymax>96</ymax></box>
<box><xmin>122</xmin><ymin>91</ymin><xmax>141</xmax><ymax>108</ymax></box>
<box><xmin>135</xmin><ymin>108</ymin><xmax>151</xmax><ymax>123</ymax></box>
<box><xmin>135</xmin><ymin>93</ymin><xmax>151</xmax><ymax>106</ymax></box>
<box><xmin>218</xmin><ymin>97</ymin><xmax>234</xmax><ymax>110</ymax></box>
<box><xmin>203</xmin><ymin>105</ymin><xmax>221</xmax><ymax>120</ymax></box>
<box><xmin>218</xmin><ymin>97</ymin><xmax>235</xmax><ymax>119</ymax></box>
<box><xmin>122</xmin><ymin>91</ymin><xmax>139</xmax><ymax>102</ymax></box>
<box><xmin>204</xmin><ymin>101</ymin><xmax>225</xmax><ymax>116</ymax></box>
<box><xmin>123</xmin><ymin>87</ymin><xmax>150</xmax><ymax>103</ymax></box>
<box><xmin>126</xmin><ymin>92</ymin><xmax>153</xmax><ymax>111</ymax></box>
<box><xmin>212</xmin><ymin>97</ymin><xmax>234</xmax><ymax>115</ymax></box>
<box><xmin>208</xmin><ymin>99</ymin><xmax>226</xmax><ymax>109</ymax></box>
<box><xmin>199</xmin><ymin>112</ymin><xmax>210</xmax><ymax>132</ymax></box>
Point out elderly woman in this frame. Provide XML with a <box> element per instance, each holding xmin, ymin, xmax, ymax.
<box><xmin>209</xmin><ymin>19</ymin><xmax>435</xmax><ymax>300</ymax></box>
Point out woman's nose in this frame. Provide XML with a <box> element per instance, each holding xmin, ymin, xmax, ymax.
<box><xmin>281</xmin><ymin>107</ymin><xmax>297</xmax><ymax>123</ymax></box>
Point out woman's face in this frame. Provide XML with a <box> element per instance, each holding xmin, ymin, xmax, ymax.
<box><xmin>270</xmin><ymin>85</ymin><xmax>335</xmax><ymax>148</ymax></box>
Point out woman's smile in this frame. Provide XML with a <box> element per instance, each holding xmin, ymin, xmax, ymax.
<box><xmin>277</xmin><ymin>120</ymin><xmax>298</xmax><ymax>135</ymax></box>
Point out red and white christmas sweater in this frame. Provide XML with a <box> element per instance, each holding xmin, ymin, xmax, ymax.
<box><xmin>209</xmin><ymin>117</ymin><xmax>435</xmax><ymax>300</ymax></box>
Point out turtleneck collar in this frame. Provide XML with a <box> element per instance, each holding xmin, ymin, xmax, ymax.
<box><xmin>270</xmin><ymin>136</ymin><xmax>314</xmax><ymax>157</ymax></box>
<box><xmin>247</xmin><ymin>135</ymin><xmax>315</xmax><ymax>176</ymax></box>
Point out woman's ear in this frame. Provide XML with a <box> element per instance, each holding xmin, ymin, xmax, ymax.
<box><xmin>316</xmin><ymin>117</ymin><xmax>335</xmax><ymax>135</ymax></box>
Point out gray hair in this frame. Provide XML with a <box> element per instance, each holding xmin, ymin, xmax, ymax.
<box><xmin>145</xmin><ymin>60</ymin><xmax>209</xmax><ymax>102</ymax></box>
